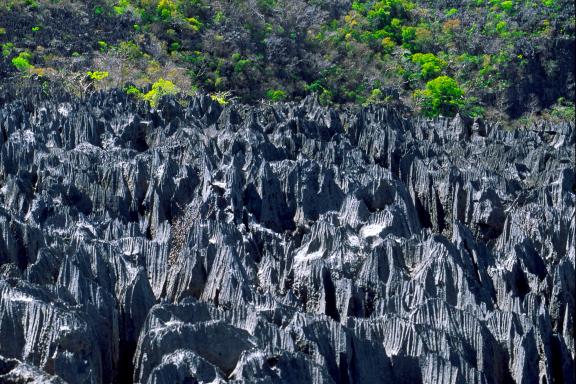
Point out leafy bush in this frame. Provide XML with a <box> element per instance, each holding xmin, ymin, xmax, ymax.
<box><xmin>548</xmin><ymin>97</ymin><xmax>575</xmax><ymax>121</ymax></box>
<box><xmin>87</xmin><ymin>71</ymin><xmax>109</xmax><ymax>81</ymax></box>
<box><xmin>381</xmin><ymin>37</ymin><xmax>396</xmax><ymax>53</ymax></box>
<box><xmin>319</xmin><ymin>89</ymin><xmax>333</xmax><ymax>105</ymax></box>
<box><xmin>11</xmin><ymin>52</ymin><xmax>33</xmax><ymax>72</ymax></box>
<box><xmin>413</xmin><ymin>76</ymin><xmax>464</xmax><ymax>117</ymax></box>
<box><xmin>186</xmin><ymin>17</ymin><xmax>203</xmax><ymax>31</ymax></box>
<box><xmin>213</xmin><ymin>10</ymin><xmax>224</xmax><ymax>24</ymax></box>
<box><xmin>446</xmin><ymin>8</ymin><xmax>458</xmax><ymax>16</ymax></box>
<box><xmin>411</xmin><ymin>53</ymin><xmax>447</xmax><ymax>79</ymax></box>
<box><xmin>210</xmin><ymin>91</ymin><xmax>231</xmax><ymax>105</ymax></box>
<box><xmin>114</xmin><ymin>0</ymin><xmax>130</xmax><ymax>15</ymax></box>
<box><xmin>401</xmin><ymin>25</ymin><xmax>432</xmax><ymax>51</ymax></box>
<box><xmin>365</xmin><ymin>88</ymin><xmax>387</xmax><ymax>105</ymax></box>
<box><xmin>461</xmin><ymin>97</ymin><xmax>485</xmax><ymax>118</ymax></box>
<box><xmin>233</xmin><ymin>58</ymin><xmax>251</xmax><ymax>73</ymax></box>
<box><xmin>116</xmin><ymin>41</ymin><xmax>143</xmax><ymax>59</ymax></box>
<box><xmin>143</xmin><ymin>79</ymin><xmax>179</xmax><ymax>107</ymax></box>
<box><xmin>500</xmin><ymin>1</ymin><xmax>513</xmax><ymax>11</ymax></box>
<box><xmin>157</xmin><ymin>0</ymin><xmax>177</xmax><ymax>19</ymax></box>
<box><xmin>125</xmin><ymin>85</ymin><xmax>142</xmax><ymax>96</ymax></box>
<box><xmin>1</xmin><ymin>42</ymin><xmax>14</xmax><ymax>57</ymax></box>
<box><xmin>265</xmin><ymin>89</ymin><xmax>286</xmax><ymax>101</ymax></box>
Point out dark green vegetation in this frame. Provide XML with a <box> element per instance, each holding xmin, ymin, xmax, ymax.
<box><xmin>0</xmin><ymin>0</ymin><xmax>574</xmax><ymax>120</ymax></box>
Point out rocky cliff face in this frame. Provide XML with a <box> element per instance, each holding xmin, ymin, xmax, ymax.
<box><xmin>0</xmin><ymin>89</ymin><xmax>574</xmax><ymax>384</ymax></box>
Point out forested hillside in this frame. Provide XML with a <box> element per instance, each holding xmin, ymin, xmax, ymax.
<box><xmin>1</xmin><ymin>0</ymin><xmax>574</xmax><ymax>121</ymax></box>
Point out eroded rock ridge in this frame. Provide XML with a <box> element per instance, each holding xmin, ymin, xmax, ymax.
<box><xmin>0</xmin><ymin>90</ymin><xmax>574</xmax><ymax>384</ymax></box>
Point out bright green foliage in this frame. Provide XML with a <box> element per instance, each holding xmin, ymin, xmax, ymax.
<box><xmin>11</xmin><ymin>52</ymin><xmax>33</xmax><ymax>72</ymax></box>
<box><xmin>365</xmin><ymin>88</ymin><xmax>386</xmax><ymax>104</ymax></box>
<box><xmin>365</xmin><ymin>0</ymin><xmax>410</xmax><ymax>29</ymax></box>
<box><xmin>130</xmin><ymin>0</ymin><xmax>206</xmax><ymax>25</ymax></box>
<box><xmin>305</xmin><ymin>80</ymin><xmax>325</xmax><ymax>94</ymax></box>
<box><xmin>231</xmin><ymin>52</ymin><xmax>250</xmax><ymax>73</ymax></box>
<box><xmin>446</xmin><ymin>8</ymin><xmax>458</xmax><ymax>16</ymax></box>
<box><xmin>411</xmin><ymin>53</ymin><xmax>447</xmax><ymax>79</ymax></box>
<box><xmin>319</xmin><ymin>89</ymin><xmax>333</xmax><ymax>105</ymax></box>
<box><xmin>125</xmin><ymin>85</ymin><xmax>142</xmax><ymax>96</ymax></box>
<box><xmin>87</xmin><ymin>71</ymin><xmax>109</xmax><ymax>81</ymax></box>
<box><xmin>500</xmin><ymin>1</ymin><xmax>513</xmax><ymax>11</ymax></box>
<box><xmin>234</xmin><ymin>59</ymin><xmax>250</xmax><ymax>73</ymax></box>
<box><xmin>0</xmin><ymin>27</ymin><xmax>5</xmax><ymax>35</ymax></box>
<box><xmin>210</xmin><ymin>91</ymin><xmax>229</xmax><ymax>105</ymax></box>
<box><xmin>265</xmin><ymin>89</ymin><xmax>286</xmax><ymax>101</ymax></box>
<box><xmin>342</xmin><ymin>0</ymin><xmax>414</xmax><ymax>46</ymax></box>
<box><xmin>401</xmin><ymin>26</ymin><xmax>416</xmax><ymax>44</ymax></box>
<box><xmin>1</xmin><ymin>42</ymin><xmax>14</xmax><ymax>57</ymax></box>
<box><xmin>489</xmin><ymin>0</ymin><xmax>514</xmax><ymax>11</ymax></box>
<box><xmin>186</xmin><ymin>17</ymin><xmax>203</xmax><ymax>31</ymax></box>
<box><xmin>413</xmin><ymin>76</ymin><xmax>464</xmax><ymax>117</ymax></box>
<box><xmin>24</xmin><ymin>0</ymin><xmax>38</xmax><ymax>9</ymax></box>
<box><xmin>98</xmin><ymin>41</ymin><xmax>108</xmax><ymax>52</ymax></box>
<box><xmin>31</xmin><ymin>26</ymin><xmax>40</xmax><ymax>31</ymax></box>
<box><xmin>143</xmin><ymin>79</ymin><xmax>179</xmax><ymax>107</ymax></box>
<box><xmin>157</xmin><ymin>0</ymin><xmax>177</xmax><ymax>19</ymax></box>
<box><xmin>495</xmin><ymin>21</ymin><xmax>508</xmax><ymax>34</ymax></box>
<box><xmin>213</xmin><ymin>10</ymin><xmax>224</xmax><ymax>24</ymax></box>
<box><xmin>114</xmin><ymin>0</ymin><xmax>130</xmax><ymax>15</ymax></box>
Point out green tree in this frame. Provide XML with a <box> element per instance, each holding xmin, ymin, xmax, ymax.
<box><xmin>413</xmin><ymin>76</ymin><xmax>464</xmax><ymax>117</ymax></box>
<box><xmin>411</xmin><ymin>53</ymin><xmax>447</xmax><ymax>79</ymax></box>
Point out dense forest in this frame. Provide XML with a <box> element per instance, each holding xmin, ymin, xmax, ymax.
<box><xmin>0</xmin><ymin>0</ymin><xmax>574</xmax><ymax>122</ymax></box>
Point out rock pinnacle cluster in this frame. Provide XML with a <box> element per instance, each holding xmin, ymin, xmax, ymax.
<box><xmin>0</xmin><ymin>90</ymin><xmax>574</xmax><ymax>383</ymax></box>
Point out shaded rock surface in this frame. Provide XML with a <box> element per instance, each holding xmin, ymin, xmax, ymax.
<box><xmin>0</xmin><ymin>89</ymin><xmax>574</xmax><ymax>383</ymax></box>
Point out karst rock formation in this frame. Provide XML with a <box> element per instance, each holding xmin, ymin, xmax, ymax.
<box><xmin>0</xmin><ymin>89</ymin><xmax>574</xmax><ymax>384</ymax></box>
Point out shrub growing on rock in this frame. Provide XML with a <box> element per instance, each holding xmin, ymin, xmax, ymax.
<box><xmin>265</xmin><ymin>89</ymin><xmax>287</xmax><ymax>101</ymax></box>
<box><xmin>143</xmin><ymin>78</ymin><xmax>179</xmax><ymax>107</ymax></box>
<box><xmin>413</xmin><ymin>75</ymin><xmax>464</xmax><ymax>117</ymax></box>
<box><xmin>86</xmin><ymin>71</ymin><xmax>109</xmax><ymax>81</ymax></box>
<box><xmin>11</xmin><ymin>52</ymin><xmax>33</xmax><ymax>72</ymax></box>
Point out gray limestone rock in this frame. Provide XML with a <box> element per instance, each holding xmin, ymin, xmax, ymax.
<box><xmin>0</xmin><ymin>89</ymin><xmax>573</xmax><ymax>383</ymax></box>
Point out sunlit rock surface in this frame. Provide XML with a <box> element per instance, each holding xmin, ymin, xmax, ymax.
<box><xmin>0</xmin><ymin>90</ymin><xmax>573</xmax><ymax>383</ymax></box>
